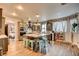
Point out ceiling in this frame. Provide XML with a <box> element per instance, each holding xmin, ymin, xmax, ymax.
<box><xmin>0</xmin><ymin>3</ymin><xmax>79</xmax><ymax>22</ymax></box>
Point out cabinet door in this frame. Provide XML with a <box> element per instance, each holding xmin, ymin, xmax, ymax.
<box><xmin>0</xmin><ymin>38</ymin><xmax>8</xmax><ymax>54</ymax></box>
<box><xmin>47</xmin><ymin>21</ymin><xmax>52</xmax><ymax>31</ymax></box>
<box><xmin>3</xmin><ymin>38</ymin><xmax>8</xmax><ymax>51</ymax></box>
<box><xmin>0</xmin><ymin>39</ymin><xmax>3</xmax><ymax>48</ymax></box>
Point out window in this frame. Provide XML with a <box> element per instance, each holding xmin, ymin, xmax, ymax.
<box><xmin>53</xmin><ymin>21</ymin><xmax>67</xmax><ymax>32</ymax></box>
<box><xmin>41</xmin><ymin>23</ymin><xmax>46</xmax><ymax>33</ymax></box>
<box><xmin>70</xmin><ymin>18</ymin><xmax>78</xmax><ymax>32</ymax></box>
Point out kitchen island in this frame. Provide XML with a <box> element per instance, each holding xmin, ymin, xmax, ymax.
<box><xmin>23</xmin><ymin>31</ymin><xmax>52</xmax><ymax>54</ymax></box>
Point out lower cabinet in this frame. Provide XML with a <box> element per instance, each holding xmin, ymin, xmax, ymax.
<box><xmin>0</xmin><ymin>37</ymin><xmax>8</xmax><ymax>54</ymax></box>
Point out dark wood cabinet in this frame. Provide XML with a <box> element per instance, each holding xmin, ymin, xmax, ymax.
<box><xmin>32</xmin><ymin>23</ymin><xmax>41</xmax><ymax>32</ymax></box>
<box><xmin>47</xmin><ymin>34</ymin><xmax>52</xmax><ymax>44</ymax></box>
<box><xmin>0</xmin><ymin>36</ymin><xmax>8</xmax><ymax>54</ymax></box>
<box><xmin>0</xmin><ymin>8</ymin><xmax>2</xmax><ymax>29</ymax></box>
<box><xmin>47</xmin><ymin>21</ymin><xmax>52</xmax><ymax>31</ymax></box>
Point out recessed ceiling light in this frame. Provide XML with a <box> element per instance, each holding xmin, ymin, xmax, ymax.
<box><xmin>28</xmin><ymin>17</ymin><xmax>31</xmax><ymax>21</ymax></box>
<box><xmin>17</xmin><ymin>5</ymin><xmax>23</xmax><ymax>10</ymax></box>
<box><xmin>36</xmin><ymin>14</ymin><xmax>40</xmax><ymax>18</ymax></box>
<box><xmin>12</xmin><ymin>12</ymin><xmax>17</xmax><ymax>16</ymax></box>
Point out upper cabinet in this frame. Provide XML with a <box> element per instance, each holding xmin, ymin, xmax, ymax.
<box><xmin>32</xmin><ymin>22</ymin><xmax>41</xmax><ymax>32</ymax></box>
<box><xmin>0</xmin><ymin>8</ymin><xmax>2</xmax><ymax>34</ymax></box>
<box><xmin>47</xmin><ymin>20</ymin><xmax>52</xmax><ymax>31</ymax></box>
<box><xmin>0</xmin><ymin>8</ymin><xmax>2</xmax><ymax>29</ymax></box>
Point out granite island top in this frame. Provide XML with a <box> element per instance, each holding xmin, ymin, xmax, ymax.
<box><xmin>23</xmin><ymin>31</ymin><xmax>52</xmax><ymax>38</ymax></box>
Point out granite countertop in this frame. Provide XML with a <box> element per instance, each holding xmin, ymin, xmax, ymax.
<box><xmin>23</xmin><ymin>31</ymin><xmax>52</xmax><ymax>38</ymax></box>
<box><xmin>0</xmin><ymin>35</ymin><xmax>8</xmax><ymax>39</ymax></box>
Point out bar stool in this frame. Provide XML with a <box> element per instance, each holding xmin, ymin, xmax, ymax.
<box><xmin>23</xmin><ymin>37</ymin><xmax>29</xmax><ymax>48</ymax></box>
<box><xmin>39</xmin><ymin>40</ymin><xmax>44</xmax><ymax>52</ymax></box>
<box><xmin>39</xmin><ymin>36</ymin><xmax>48</xmax><ymax>54</ymax></box>
<box><xmin>33</xmin><ymin>39</ymin><xmax>39</xmax><ymax>52</ymax></box>
<box><xmin>28</xmin><ymin>39</ymin><xmax>34</xmax><ymax>50</ymax></box>
<box><xmin>27</xmin><ymin>37</ymin><xmax>35</xmax><ymax>50</ymax></box>
<box><xmin>25</xmin><ymin>39</ymin><xmax>29</xmax><ymax>48</ymax></box>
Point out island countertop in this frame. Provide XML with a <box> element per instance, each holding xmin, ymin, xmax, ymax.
<box><xmin>23</xmin><ymin>31</ymin><xmax>52</xmax><ymax>38</ymax></box>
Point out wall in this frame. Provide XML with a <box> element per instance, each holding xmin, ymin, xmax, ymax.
<box><xmin>64</xmin><ymin>32</ymin><xmax>72</xmax><ymax>43</ymax></box>
<box><xmin>1</xmin><ymin>17</ymin><xmax>5</xmax><ymax>34</ymax></box>
<box><xmin>74</xmin><ymin>14</ymin><xmax>79</xmax><ymax>47</ymax></box>
<box><xmin>5</xmin><ymin>16</ymin><xmax>21</xmax><ymax>41</ymax></box>
<box><xmin>0</xmin><ymin>19</ymin><xmax>5</xmax><ymax>34</ymax></box>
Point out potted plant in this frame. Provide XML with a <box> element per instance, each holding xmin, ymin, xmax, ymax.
<box><xmin>72</xmin><ymin>23</ymin><xmax>78</xmax><ymax>32</ymax></box>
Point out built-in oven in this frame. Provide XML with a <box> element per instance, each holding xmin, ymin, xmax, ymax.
<box><xmin>20</xmin><ymin>27</ymin><xmax>26</xmax><ymax>36</ymax></box>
